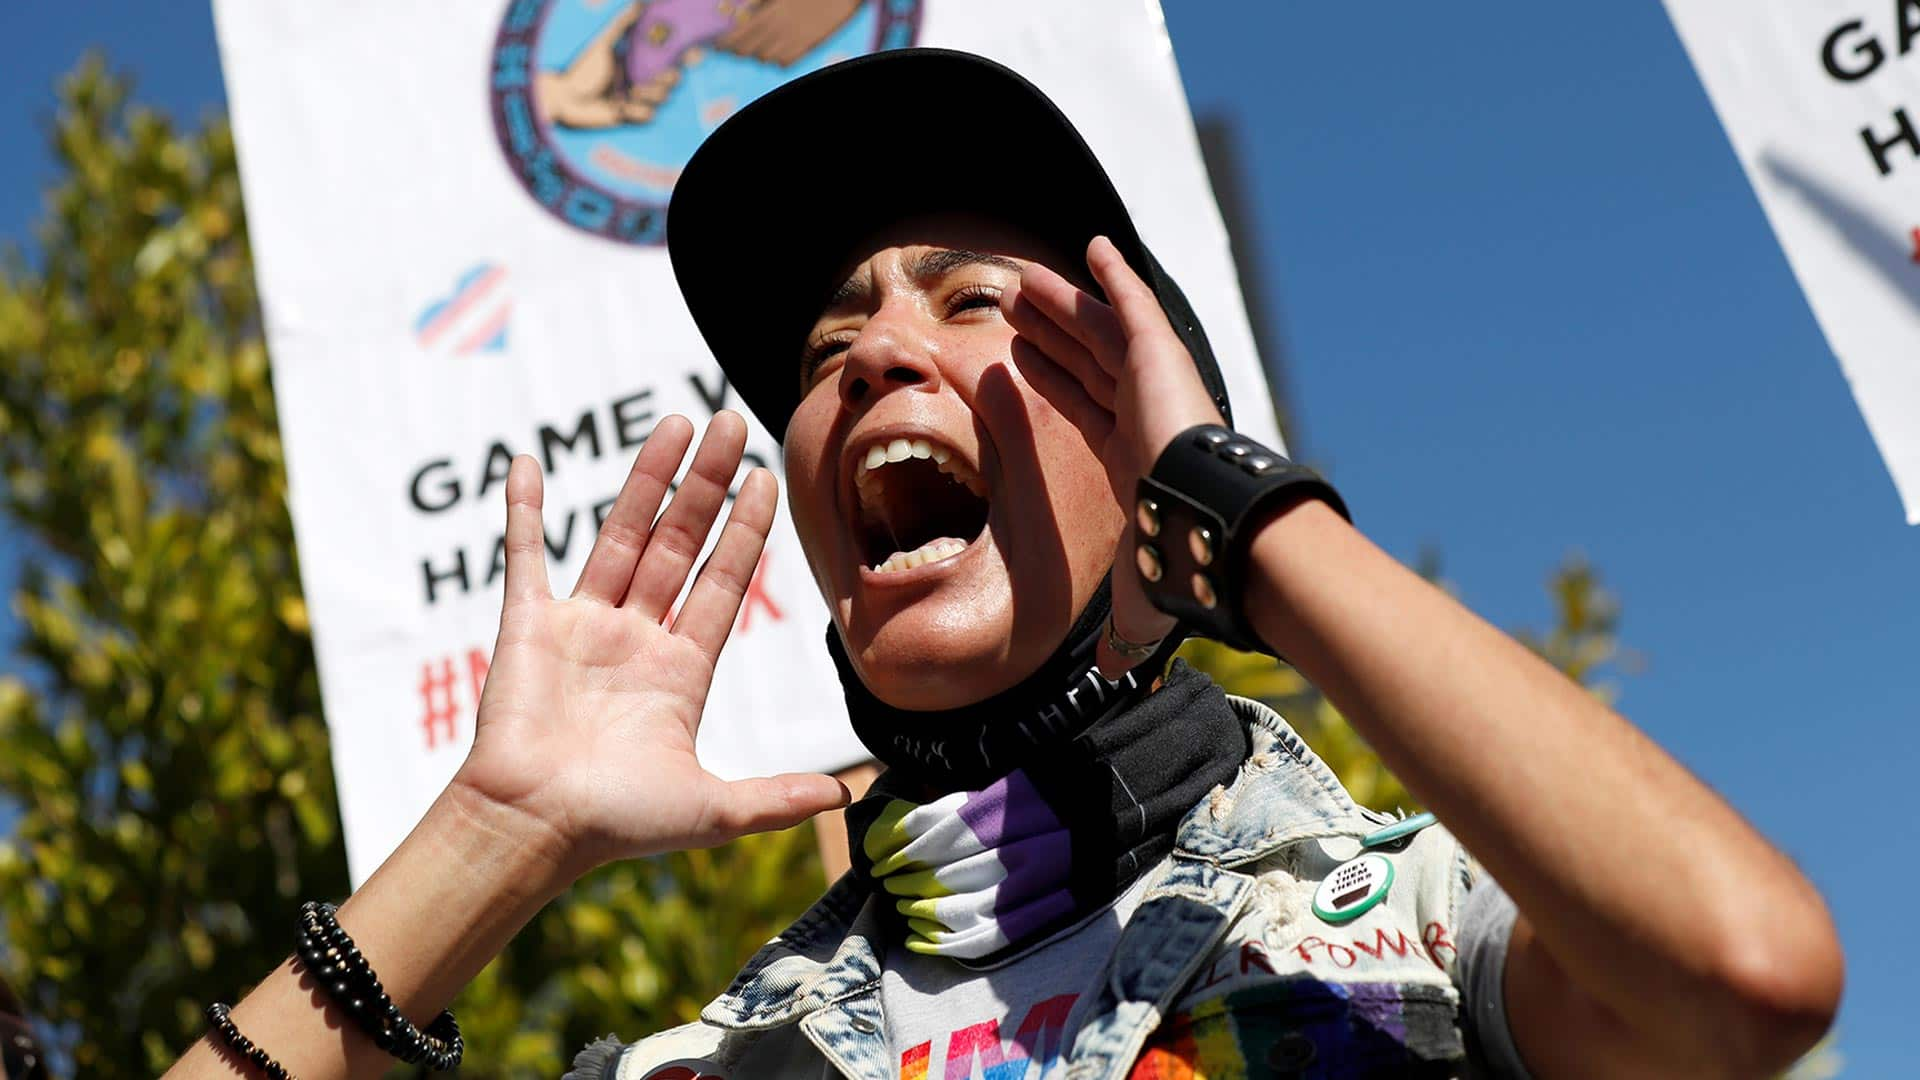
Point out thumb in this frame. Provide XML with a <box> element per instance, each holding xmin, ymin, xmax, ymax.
<box><xmin>502</xmin><ymin>455</ymin><xmax>553</xmax><ymax>607</ymax></box>
<box><xmin>705</xmin><ymin>772</ymin><xmax>851</xmax><ymax>843</ymax></box>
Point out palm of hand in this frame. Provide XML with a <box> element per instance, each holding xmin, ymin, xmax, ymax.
<box><xmin>464</xmin><ymin>598</ymin><xmax>714</xmax><ymax>864</ymax></box>
<box><xmin>451</xmin><ymin>414</ymin><xmax>847</xmax><ymax>880</ymax></box>
<box><xmin>1002</xmin><ymin>237</ymin><xmax>1226</xmax><ymax>670</ymax></box>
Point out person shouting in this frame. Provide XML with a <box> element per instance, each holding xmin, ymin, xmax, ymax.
<box><xmin>167</xmin><ymin>50</ymin><xmax>1840</xmax><ymax>1080</ymax></box>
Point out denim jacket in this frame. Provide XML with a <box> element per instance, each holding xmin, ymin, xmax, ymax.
<box><xmin>569</xmin><ymin>697</ymin><xmax>1484</xmax><ymax>1079</ymax></box>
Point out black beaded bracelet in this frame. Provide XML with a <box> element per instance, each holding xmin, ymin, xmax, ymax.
<box><xmin>205</xmin><ymin>1002</ymin><xmax>297</xmax><ymax>1080</ymax></box>
<box><xmin>296</xmin><ymin>902</ymin><xmax>464</xmax><ymax>1070</ymax></box>
<box><xmin>1134</xmin><ymin>424</ymin><xmax>1349</xmax><ymax>652</ymax></box>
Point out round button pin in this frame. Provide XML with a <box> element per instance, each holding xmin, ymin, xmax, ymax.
<box><xmin>1362</xmin><ymin>811</ymin><xmax>1437</xmax><ymax>850</ymax></box>
<box><xmin>1312</xmin><ymin>853</ymin><xmax>1394</xmax><ymax>925</ymax></box>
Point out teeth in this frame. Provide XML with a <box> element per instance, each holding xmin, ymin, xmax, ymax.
<box><xmin>872</xmin><ymin>537</ymin><xmax>968</xmax><ymax>574</ymax></box>
<box><xmin>851</xmin><ymin>436</ymin><xmax>988</xmax><ymax>529</ymax></box>
<box><xmin>937</xmin><ymin>456</ymin><xmax>987</xmax><ymax>498</ymax></box>
<box><xmin>855</xmin><ymin>437</ymin><xmax>975</xmax><ymax>483</ymax></box>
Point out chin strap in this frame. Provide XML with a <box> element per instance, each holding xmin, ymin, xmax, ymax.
<box><xmin>827</xmin><ymin>575</ymin><xmax>1188</xmax><ymax>792</ymax></box>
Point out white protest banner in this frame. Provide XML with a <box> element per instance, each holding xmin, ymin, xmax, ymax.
<box><xmin>1665</xmin><ymin>0</ymin><xmax>1920</xmax><ymax>523</ymax></box>
<box><xmin>213</xmin><ymin>0</ymin><xmax>1285</xmax><ymax>884</ymax></box>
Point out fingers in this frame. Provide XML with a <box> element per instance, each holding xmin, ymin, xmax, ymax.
<box><xmin>554</xmin><ymin>99</ymin><xmax>627</xmax><ymax>129</ymax></box>
<box><xmin>704</xmin><ymin>772</ymin><xmax>851</xmax><ymax>844</ymax></box>
<box><xmin>671</xmin><ymin>466</ymin><xmax>778</xmax><ymax>660</ymax></box>
<box><xmin>716</xmin><ymin>16</ymin><xmax>772</xmax><ymax>59</ymax></box>
<box><xmin>1001</xmin><ymin>280</ymin><xmax>1116</xmax><ymax>409</ymax></box>
<box><xmin>502</xmin><ymin>455</ymin><xmax>553</xmax><ymax>607</ymax></box>
<box><xmin>1013</xmin><ymin>260</ymin><xmax>1128</xmax><ymax>372</ymax></box>
<box><xmin>573</xmin><ymin>415</ymin><xmax>694</xmax><ymax>603</ymax></box>
<box><xmin>765</xmin><ymin>33</ymin><xmax>815</xmax><ymax>68</ymax></box>
<box><xmin>625</xmin><ymin>410</ymin><xmax>750</xmax><ymax>619</ymax></box>
<box><xmin>1009</xmin><ymin>336</ymin><xmax>1114</xmax><ymax>454</ymax></box>
<box><xmin>603</xmin><ymin>1</ymin><xmax>645</xmax><ymax>40</ymax></box>
<box><xmin>630</xmin><ymin>68</ymin><xmax>680</xmax><ymax>106</ymax></box>
<box><xmin>1086</xmin><ymin>235</ymin><xmax>1179</xmax><ymax>345</ymax></box>
<box><xmin>616</xmin><ymin>100</ymin><xmax>659</xmax><ymax>125</ymax></box>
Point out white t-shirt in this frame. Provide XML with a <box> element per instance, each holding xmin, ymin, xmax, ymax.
<box><xmin>879</xmin><ymin>876</ymin><xmax>1152</xmax><ymax>1079</ymax></box>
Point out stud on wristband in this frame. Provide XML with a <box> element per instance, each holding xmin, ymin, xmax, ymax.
<box><xmin>1134</xmin><ymin>425</ymin><xmax>1348</xmax><ymax>652</ymax></box>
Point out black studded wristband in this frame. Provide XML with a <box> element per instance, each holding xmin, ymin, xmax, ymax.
<box><xmin>1133</xmin><ymin>425</ymin><xmax>1348</xmax><ymax>653</ymax></box>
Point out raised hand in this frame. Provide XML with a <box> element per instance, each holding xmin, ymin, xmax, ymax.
<box><xmin>451</xmin><ymin>412</ymin><xmax>848</xmax><ymax>880</ymax></box>
<box><xmin>1001</xmin><ymin>236</ymin><xmax>1228</xmax><ymax>676</ymax></box>
<box><xmin>535</xmin><ymin>1</ymin><xmax>683</xmax><ymax>130</ymax></box>
<box><xmin>715</xmin><ymin>0</ymin><xmax>863</xmax><ymax>67</ymax></box>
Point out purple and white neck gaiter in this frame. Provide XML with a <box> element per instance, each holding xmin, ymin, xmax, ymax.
<box><xmin>846</xmin><ymin>659</ymin><xmax>1249</xmax><ymax>962</ymax></box>
<box><xmin>860</xmin><ymin>770</ymin><xmax>1077</xmax><ymax>959</ymax></box>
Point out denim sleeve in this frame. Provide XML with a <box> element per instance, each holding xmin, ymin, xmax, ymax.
<box><xmin>1457</xmin><ymin>877</ymin><xmax>1533</xmax><ymax>1080</ymax></box>
<box><xmin>561</xmin><ymin>1034</ymin><xmax>628</xmax><ymax>1080</ymax></box>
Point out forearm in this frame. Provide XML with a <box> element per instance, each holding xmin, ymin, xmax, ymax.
<box><xmin>1242</xmin><ymin>501</ymin><xmax>1840</xmax><ymax>1059</ymax></box>
<box><xmin>166</xmin><ymin>782</ymin><xmax>574</xmax><ymax>1080</ymax></box>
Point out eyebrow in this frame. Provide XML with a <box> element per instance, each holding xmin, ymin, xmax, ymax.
<box><xmin>908</xmin><ymin>248</ymin><xmax>1025</xmax><ymax>280</ymax></box>
<box><xmin>825</xmin><ymin>268</ymin><xmax>873</xmax><ymax>312</ymax></box>
<box><xmin>820</xmin><ymin>248</ymin><xmax>1025</xmax><ymax>312</ymax></box>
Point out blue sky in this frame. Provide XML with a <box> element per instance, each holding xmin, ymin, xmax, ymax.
<box><xmin>2</xmin><ymin>2</ymin><xmax>1912</xmax><ymax>1072</ymax></box>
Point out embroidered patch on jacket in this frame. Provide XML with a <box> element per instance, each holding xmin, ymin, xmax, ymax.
<box><xmin>1128</xmin><ymin>979</ymin><xmax>1463</xmax><ymax>1078</ymax></box>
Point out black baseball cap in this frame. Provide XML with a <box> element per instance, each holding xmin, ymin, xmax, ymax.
<box><xmin>666</xmin><ymin>47</ymin><xmax>1231</xmax><ymax>443</ymax></box>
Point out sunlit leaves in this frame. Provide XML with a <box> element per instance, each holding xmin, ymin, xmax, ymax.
<box><xmin>0</xmin><ymin>54</ymin><xmax>338</xmax><ymax>1074</ymax></box>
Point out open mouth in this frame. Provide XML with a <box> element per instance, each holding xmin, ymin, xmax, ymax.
<box><xmin>851</xmin><ymin>435</ymin><xmax>991</xmax><ymax>574</ymax></box>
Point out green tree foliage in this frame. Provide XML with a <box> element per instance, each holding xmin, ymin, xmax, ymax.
<box><xmin>0</xmin><ymin>58</ymin><xmax>345</xmax><ymax>1074</ymax></box>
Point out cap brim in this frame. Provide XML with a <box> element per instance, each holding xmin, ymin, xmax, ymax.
<box><xmin>667</xmin><ymin>48</ymin><xmax>1227</xmax><ymax>440</ymax></box>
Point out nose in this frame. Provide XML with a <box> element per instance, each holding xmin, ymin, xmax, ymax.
<box><xmin>838</xmin><ymin>300</ymin><xmax>941</xmax><ymax>412</ymax></box>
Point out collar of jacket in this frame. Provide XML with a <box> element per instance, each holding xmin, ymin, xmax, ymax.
<box><xmin>698</xmin><ymin>696</ymin><xmax>1395</xmax><ymax>1038</ymax></box>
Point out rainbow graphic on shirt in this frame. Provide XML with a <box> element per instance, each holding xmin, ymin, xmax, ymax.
<box><xmin>897</xmin><ymin>979</ymin><xmax>1463</xmax><ymax>1079</ymax></box>
<box><xmin>862</xmin><ymin>770</ymin><xmax>1075</xmax><ymax>959</ymax></box>
<box><xmin>898</xmin><ymin>992</ymin><xmax>1077</xmax><ymax>1080</ymax></box>
<box><xmin>1126</xmin><ymin>979</ymin><xmax>1466</xmax><ymax>1079</ymax></box>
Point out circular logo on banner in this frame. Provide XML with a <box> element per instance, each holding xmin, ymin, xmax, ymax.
<box><xmin>489</xmin><ymin>0</ymin><xmax>923</xmax><ymax>246</ymax></box>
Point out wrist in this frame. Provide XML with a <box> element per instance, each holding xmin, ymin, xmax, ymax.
<box><xmin>1131</xmin><ymin>425</ymin><xmax>1348</xmax><ymax>653</ymax></box>
<box><xmin>1241</xmin><ymin>497</ymin><xmax>1355</xmax><ymax>658</ymax></box>
<box><xmin>203</xmin><ymin>781</ymin><xmax>581</xmax><ymax>1079</ymax></box>
<box><xmin>435</xmin><ymin>777</ymin><xmax>584</xmax><ymax>902</ymax></box>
